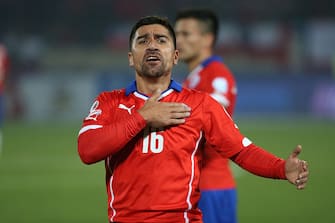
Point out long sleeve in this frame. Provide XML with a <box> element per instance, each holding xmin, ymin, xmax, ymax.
<box><xmin>231</xmin><ymin>144</ymin><xmax>286</xmax><ymax>179</ymax></box>
<box><xmin>78</xmin><ymin>111</ymin><xmax>146</xmax><ymax>164</ymax></box>
<box><xmin>77</xmin><ymin>91</ymin><xmax>147</xmax><ymax>164</ymax></box>
<box><xmin>202</xmin><ymin>94</ymin><xmax>286</xmax><ymax>179</ymax></box>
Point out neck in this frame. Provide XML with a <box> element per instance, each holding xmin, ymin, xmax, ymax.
<box><xmin>187</xmin><ymin>50</ymin><xmax>213</xmax><ymax>72</ymax></box>
<box><xmin>135</xmin><ymin>74</ymin><xmax>171</xmax><ymax>96</ymax></box>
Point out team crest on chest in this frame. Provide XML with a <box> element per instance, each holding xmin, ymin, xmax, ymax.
<box><xmin>85</xmin><ymin>100</ymin><xmax>102</xmax><ymax>121</ymax></box>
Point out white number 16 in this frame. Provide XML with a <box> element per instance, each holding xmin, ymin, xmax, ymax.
<box><xmin>142</xmin><ymin>127</ymin><xmax>164</xmax><ymax>153</ymax></box>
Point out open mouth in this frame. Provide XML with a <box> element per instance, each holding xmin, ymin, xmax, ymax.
<box><xmin>145</xmin><ymin>55</ymin><xmax>161</xmax><ymax>62</ymax></box>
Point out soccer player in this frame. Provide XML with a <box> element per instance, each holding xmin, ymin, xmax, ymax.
<box><xmin>175</xmin><ymin>9</ymin><xmax>238</xmax><ymax>223</ymax></box>
<box><xmin>77</xmin><ymin>16</ymin><xmax>309</xmax><ymax>223</ymax></box>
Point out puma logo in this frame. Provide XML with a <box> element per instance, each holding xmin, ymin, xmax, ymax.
<box><xmin>118</xmin><ymin>104</ymin><xmax>135</xmax><ymax>114</ymax></box>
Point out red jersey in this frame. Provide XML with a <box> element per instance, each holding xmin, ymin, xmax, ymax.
<box><xmin>183</xmin><ymin>56</ymin><xmax>237</xmax><ymax>115</ymax></box>
<box><xmin>183</xmin><ymin>56</ymin><xmax>237</xmax><ymax>189</ymax></box>
<box><xmin>77</xmin><ymin>80</ymin><xmax>285</xmax><ymax>223</ymax></box>
<box><xmin>0</xmin><ymin>44</ymin><xmax>9</xmax><ymax>93</ymax></box>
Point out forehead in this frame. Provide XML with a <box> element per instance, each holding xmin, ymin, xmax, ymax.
<box><xmin>135</xmin><ymin>24</ymin><xmax>171</xmax><ymax>38</ymax></box>
<box><xmin>175</xmin><ymin>18</ymin><xmax>201</xmax><ymax>31</ymax></box>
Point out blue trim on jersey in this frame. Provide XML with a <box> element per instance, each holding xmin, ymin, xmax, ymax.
<box><xmin>125</xmin><ymin>81</ymin><xmax>137</xmax><ymax>96</ymax></box>
<box><xmin>125</xmin><ymin>80</ymin><xmax>182</xmax><ymax>96</ymax></box>
<box><xmin>199</xmin><ymin>189</ymin><xmax>237</xmax><ymax>223</ymax></box>
<box><xmin>201</xmin><ymin>55</ymin><xmax>223</xmax><ymax>68</ymax></box>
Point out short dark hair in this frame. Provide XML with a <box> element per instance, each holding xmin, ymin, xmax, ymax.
<box><xmin>129</xmin><ymin>16</ymin><xmax>177</xmax><ymax>50</ymax></box>
<box><xmin>175</xmin><ymin>9</ymin><xmax>219</xmax><ymax>45</ymax></box>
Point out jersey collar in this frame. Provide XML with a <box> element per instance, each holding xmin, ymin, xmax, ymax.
<box><xmin>201</xmin><ymin>55</ymin><xmax>223</xmax><ymax>67</ymax></box>
<box><xmin>125</xmin><ymin>80</ymin><xmax>182</xmax><ymax>96</ymax></box>
<box><xmin>190</xmin><ymin>55</ymin><xmax>223</xmax><ymax>75</ymax></box>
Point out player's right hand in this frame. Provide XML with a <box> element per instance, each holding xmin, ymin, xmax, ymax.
<box><xmin>137</xmin><ymin>89</ymin><xmax>191</xmax><ymax>128</ymax></box>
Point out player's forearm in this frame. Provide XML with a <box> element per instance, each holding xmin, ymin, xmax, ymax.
<box><xmin>78</xmin><ymin>112</ymin><xmax>146</xmax><ymax>164</ymax></box>
<box><xmin>231</xmin><ymin>144</ymin><xmax>286</xmax><ymax>179</ymax></box>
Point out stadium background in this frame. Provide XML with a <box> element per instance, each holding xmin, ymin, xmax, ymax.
<box><xmin>1</xmin><ymin>0</ymin><xmax>334</xmax><ymax>222</ymax></box>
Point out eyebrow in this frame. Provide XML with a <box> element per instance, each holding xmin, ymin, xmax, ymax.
<box><xmin>136</xmin><ymin>33</ymin><xmax>169</xmax><ymax>41</ymax></box>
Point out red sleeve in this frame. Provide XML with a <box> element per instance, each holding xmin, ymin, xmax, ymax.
<box><xmin>203</xmin><ymin>93</ymin><xmax>286</xmax><ymax>179</ymax></box>
<box><xmin>77</xmin><ymin>93</ymin><xmax>146</xmax><ymax>164</ymax></box>
<box><xmin>203</xmin><ymin>94</ymin><xmax>244</xmax><ymax>158</ymax></box>
<box><xmin>231</xmin><ymin>144</ymin><xmax>286</xmax><ymax>179</ymax></box>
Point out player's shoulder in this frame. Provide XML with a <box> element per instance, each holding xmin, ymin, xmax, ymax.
<box><xmin>181</xmin><ymin>87</ymin><xmax>224</xmax><ymax>112</ymax></box>
<box><xmin>96</xmin><ymin>88</ymin><xmax>127</xmax><ymax>102</ymax></box>
<box><xmin>205</xmin><ymin>60</ymin><xmax>234</xmax><ymax>77</ymax></box>
<box><xmin>182</xmin><ymin>86</ymin><xmax>204</xmax><ymax>95</ymax></box>
<box><xmin>181</xmin><ymin>86</ymin><xmax>213</xmax><ymax>102</ymax></box>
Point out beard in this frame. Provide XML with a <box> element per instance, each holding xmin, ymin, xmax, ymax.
<box><xmin>138</xmin><ymin>59</ymin><xmax>167</xmax><ymax>78</ymax></box>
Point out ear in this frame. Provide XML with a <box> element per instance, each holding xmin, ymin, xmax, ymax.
<box><xmin>173</xmin><ymin>49</ymin><xmax>179</xmax><ymax>65</ymax></box>
<box><xmin>128</xmin><ymin>52</ymin><xmax>134</xmax><ymax>67</ymax></box>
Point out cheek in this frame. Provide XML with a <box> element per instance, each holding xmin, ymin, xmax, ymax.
<box><xmin>162</xmin><ymin>51</ymin><xmax>176</xmax><ymax>64</ymax></box>
<box><xmin>183</xmin><ymin>38</ymin><xmax>199</xmax><ymax>52</ymax></box>
<box><xmin>177</xmin><ymin>37</ymin><xmax>187</xmax><ymax>47</ymax></box>
<box><xmin>189</xmin><ymin>38</ymin><xmax>200</xmax><ymax>48</ymax></box>
<box><xmin>132</xmin><ymin>53</ymin><xmax>143</xmax><ymax>64</ymax></box>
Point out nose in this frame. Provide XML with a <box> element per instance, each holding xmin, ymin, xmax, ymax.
<box><xmin>145</xmin><ymin>48</ymin><xmax>159</xmax><ymax>54</ymax></box>
<box><xmin>147</xmin><ymin>39</ymin><xmax>158</xmax><ymax>49</ymax></box>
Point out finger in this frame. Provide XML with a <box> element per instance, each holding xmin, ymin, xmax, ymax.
<box><xmin>170</xmin><ymin>111</ymin><xmax>191</xmax><ymax>119</ymax></box>
<box><xmin>166</xmin><ymin>103</ymin><xmax>191</xmax><ymax>111</ymax></box>
<box><xmin>296</xmin><ymin>177</ymin><xmax>308</xmax><ymax>185</ymax></box>
<box><xmin>295</xmin><ymin>171</ymin><xmax>309</xmax><ymax>186</ymax></box>
<box><xmin>297</xmin><ymin>183</ymin><xmax>307</xmax><ymax>190</ymax></box>
<box><xmin>301</xmin><ymin>160</ymin><xmax>308</xmax><ymax>171</ymax></box>
<box><xmin>290</xmin><ymin>145</ymin><xmax>302</xmax><ymax>159</ymax></box>
<box><xmin>297</xmin><ymin>171</ymin><xmax>309</xmax><ymax>180</ymax></box>
<box><xmin>295</xmin><ymin>176</ymin><xmax>308</xmax><ymax>185</ymax></box>
<box><xmin>168</xmin><ymin>118</ymin><xmax>186</xmax><ymax>125</ymax></box>
<box><xmin>148</xmin><ymin>88</ymin><xmax>162</xmax><ymax>102</ymax></box>
<box><xmin>298</xmin><ymin>160</ymin><xmax>308</xmax><ymax>173</ymax></box>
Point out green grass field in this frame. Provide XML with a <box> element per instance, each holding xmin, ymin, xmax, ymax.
<box><xmin>0</xmin><ymin>117</ymin><xmax>334</xmax><ymax>223</ymax></box>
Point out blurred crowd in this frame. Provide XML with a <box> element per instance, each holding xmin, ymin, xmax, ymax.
<box><xmin>1</xmin><ymin>0</ymin><xmax>335</xmax><ymax>75</ymax></box>
<box><xmin>1</xmin><ymin>0</ymin><xmax>335</xmax><ymax>121</ymax></box>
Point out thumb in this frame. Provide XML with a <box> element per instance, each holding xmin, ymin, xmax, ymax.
<box><xmin>148</xmin><ymin>88</ymin><xmax>162</xmax><ymax>102</ymax></box>
<box><xmin>290</xmin><ymin>145</ymin><xmax>302</xmax><ymax>159</ymax></box>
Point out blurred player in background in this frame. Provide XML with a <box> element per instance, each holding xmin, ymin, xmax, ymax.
<box><xmin>0</xmin><ymin>43</ymin><xmax>9</xmax><ymax>152</ymax></box>
<box><xmin>175</xmin><ymin>9</ymin><xmax>238</xmax><ymax>223</ymax></box>
<box><xmin>77</xmin><ymin>16</ymin><xmax>309</xmax><ymax>223</ymax></box>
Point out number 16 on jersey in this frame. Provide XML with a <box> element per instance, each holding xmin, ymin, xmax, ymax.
<box><xmin>142</xmin><ymin>127</ymin><xmax>164</xmax><ymax>154</ymax></box>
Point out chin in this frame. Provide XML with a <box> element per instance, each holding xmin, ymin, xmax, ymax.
<box><xmin>179</xmin><ymin>54</ymin><xmax>190</xmax><ymax>62</ymax></box>
<box><xmin>142</xmin><ymin>71</ymin><xmax>165</xmax><ymax>78</ymax></box>
<box><xmin>183</xmin><ymin>57</ymin><xmax>193</xmax><ymax>63</ymax></box>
